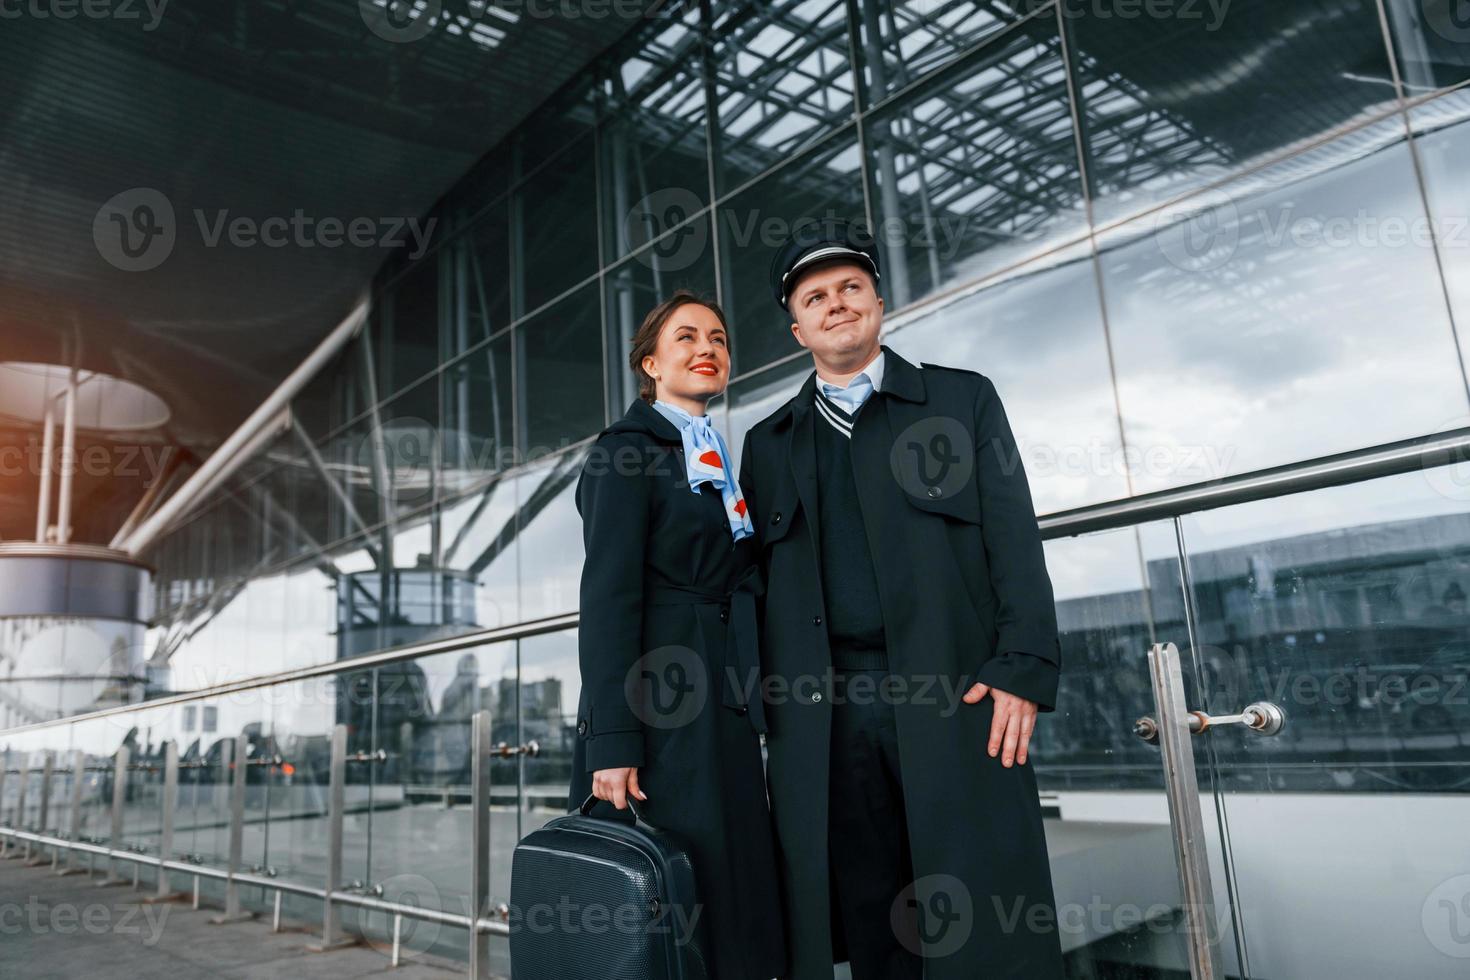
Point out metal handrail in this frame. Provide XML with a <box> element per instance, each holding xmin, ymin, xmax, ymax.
<box><xmin>2</xmin><ymin>425</ymin><xmax>1465</xmax><ymax>742</ymax></box>
<box><xmin>1038</xmin><ymin>424</ymin><xmax>1470</xmax><ymax>538</ymax></box>
<box><xmin>0</xmin><ymin>827</ymin><xmax>505</xmax><ymax>934</ymax></box>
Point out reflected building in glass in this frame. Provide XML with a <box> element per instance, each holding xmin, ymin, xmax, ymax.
<box><xmin>4</xmin><ymin>2</ymin><xmax>1470</xmax><ymax>977</ymax></box>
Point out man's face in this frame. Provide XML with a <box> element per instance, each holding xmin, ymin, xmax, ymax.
<box><xmin>787</xmin><ymin>259</ymin><xmax>883</xmax><ymax>361</ymax></box>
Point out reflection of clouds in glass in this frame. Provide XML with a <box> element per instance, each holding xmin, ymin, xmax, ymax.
<box><xmin>886</xmin><ymin>243</ymin><xmax>1129</xmax><ymax>513</ymax></box>
<box><xmin>515</xmin><ymin>451</ymin><xmax>587</xmax><ymax>623</ymax></box>
<box><xmin>1101</xmin><ymin>139</ymin><xmax>1467</xmax><ymax>494</ymax></box>
<box><xmin>440</xmin><ymin>480</ymin><xmax>518</xmax><ymax>629</ymax></box>
<box><xmin>1412</xmin><ymin>96</ymin><xmax>1470</xmax><ymax>391</ymax></box>
<box><xmin>1183</xmin><ymin>470</ymin><xmax>1470</xmax><ymax>554</ymax></box>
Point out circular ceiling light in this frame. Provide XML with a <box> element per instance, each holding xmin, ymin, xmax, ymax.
<box><xmin>0</xmin><ymin>362</ymin><xmax>170</xmax><ymax>432</ymax></box>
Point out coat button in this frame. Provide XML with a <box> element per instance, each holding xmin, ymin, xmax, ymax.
<box><xmin>812</xmin><ymin>615</ymin><xmax>822</xmax><ymax>626</ymax></box>
<box><xmin>926</xmin><ymin>485</ymin><xmax>942</xmax><ymax>498</ymax></box>
<box><xmin>771</xmin><ymin>512</ymin><xmax>782</xmax><ymax>525</ymax></box>
<box><xmin>719</xmin><ymin>607</ymin><xmax>729</xmax><ymax>623</ymax></box>
<box><xmin>811</xmin><ymin>691</ymin><xmax>823</xmax><ymax>703</ymax></box>
<box><xmin>735</xmin><ymin>705</ymin><xmax>748</xmax><ymax>716</ymax></box>
<box><xmin>576</xmin><ymin>720</ymin><xmax>587</xmax><ymax>736</ymax></box>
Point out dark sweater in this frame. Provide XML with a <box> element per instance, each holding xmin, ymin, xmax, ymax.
<box><xmin>812</xmin><ymin>389</ymin><xmax>888</xmax><ymax>669</ymax></box>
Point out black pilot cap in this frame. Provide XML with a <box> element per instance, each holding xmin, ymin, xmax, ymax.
<box><xmin>769</xmin><ymin>217</ymin><xmax>880</xmax><ymax>313</ymax></box>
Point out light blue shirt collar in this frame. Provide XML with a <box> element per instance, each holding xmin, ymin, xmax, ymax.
<box><xmin>816</xmin><ymin>349</ymin><xmax>884</xmax><ymax>414</ymax></box>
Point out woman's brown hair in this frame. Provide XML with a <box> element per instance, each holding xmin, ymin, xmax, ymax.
<box><xmin>628</xmin><ymin>289</ymin><xmax>731</xmax><ymax>404</ymax></box>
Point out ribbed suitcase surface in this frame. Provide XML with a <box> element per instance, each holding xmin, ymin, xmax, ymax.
<box><xmin>508</xmin><ymin>801</ymin><xmax>708</xmax><ymax>980</ymax></box>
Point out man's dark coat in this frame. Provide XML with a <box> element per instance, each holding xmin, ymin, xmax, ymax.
<box><xmin>737</xmin><ymin>344</ymin><xmax>1065</xmax><ymax>979</ymax></box>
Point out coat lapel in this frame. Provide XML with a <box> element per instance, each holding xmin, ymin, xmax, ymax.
<box><xmin>786</xmin><ymin>371</ymin><xmax>822</xmax><ymax>546</ymax></box>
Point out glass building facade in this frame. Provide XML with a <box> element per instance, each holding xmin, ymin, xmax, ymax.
<box><xmin>4</xmin><ymin>2</ymin><xmax>1470</xmax><ymax>976</ymax></box>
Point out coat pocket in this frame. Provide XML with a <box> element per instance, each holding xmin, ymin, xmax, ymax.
<box><xmin>902</xmin><ymin>481</ymin><xmax>983</xmax><ymax>525</ymax></box>
<box><xmin>760</xmin><ymin>482</ymin><xmax>801</xmax><ymax>547</ymax></box>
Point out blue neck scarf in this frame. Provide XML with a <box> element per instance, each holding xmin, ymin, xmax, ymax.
<box><xmin>651</xmin><ymin>400</ymin><xmax>754</xmax><ymax>543</ymax></box>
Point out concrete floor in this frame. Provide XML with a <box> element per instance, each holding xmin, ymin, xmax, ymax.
<box><xmin>0</xmin><ymin>856</ymin><xmax>473</xmax><ymax>980</ymax></box>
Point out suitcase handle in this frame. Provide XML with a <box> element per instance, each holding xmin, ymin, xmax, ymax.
<box><xmin>578</xmin><ymin>792</ymin><xmax>650</xmax><ymax>824</ymax></box>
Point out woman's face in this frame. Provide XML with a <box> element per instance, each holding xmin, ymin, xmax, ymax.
<box><xmin>644</xmin><ymin>302</ymin><xmax>729</xmax><ymax>404</ymax></box>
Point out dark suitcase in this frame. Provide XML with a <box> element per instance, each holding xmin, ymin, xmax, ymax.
<box><xmin>508</xmin><ymin>794</ymin><xmax>709</xmax><ymax>980</ymax></box>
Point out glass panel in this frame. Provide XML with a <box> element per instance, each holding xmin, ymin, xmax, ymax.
<box><xmin>1034</xmin><ymin>521</ymin><xmax>1244</xmax><ymax>975</ymax></box>
<box><xmin>442</xmin><ymin>333</ymin><xmax>515</xmax><ymax>499</ymax></box>
<box><xmin>716</xmin><ymin>129</ymin><xmax>867</xmax><ymax>373</ymax></box>
<box><xmin>376</xmin><ymin>256</ymin><xmax>442</xmax><ymax>400</ymax></box>
<box><xmin>1409</xmin><ymin>88</ymin><xmax>1470</xmax><ymax>391</ymax></box>
<box><xmin>291</xmin><ymin>329</ymin><xmax>370</xmax><ymax>444</ymax></box>
<box><xmin>1066</xmin><ymin>0</ymin><xmax>1398</xmax><ymax>225</ymax></box>
<box><xmin>119</xmin><ymin>709</ymin><xmax>170</xmax><ymax>857</ymax></box>
<box><xmin>322</xmin><ymin>371</ymin><xmax>439</xmax><ymax>542</ymax></box>
<box><xmin>282</xmin><ymin>561</ymin><xmax>340</xmax><ymax>673</ymax></box>
<box><xmin>514</xmin><ymin>449</ymin><xmax>589</xmax><ymax>623</ymax></box>
<box><xmin>261</xmin><ymin>675</ymin><xmax>336</xmax><ymax>887</ymax></box>
<box><xmin>603</xmin><ymin>228</ymin><xmax>720</xmax><ymax>415</ymax></box>
<box><xmin>362</xmin><ymin>642</ymin><xmax>516</xmax><ymax>955</ymax></box>
<box><xmin>598</xmin><ymin>6</ymin><xmax>710</xmax><ymax>267</ymax></box>
<box><xmin>69</xmin><ymin>718</ymin><xmax>117</xmax><ymax>847</ymax></box>
<box><xmin>1181</xmin><ymin>468</ymin><xmax>1470</xmax><ymax>979</ymax></box>
<box><xmin>518</xmin><ymin>629</ymin><xmax>578</xmax><ymax>841</ymax></box>
<box><xmin>882</xmin><ymin>243</ymin><xmax>1128</xmax><ymax>513</ymax></box>
<box><xmin>515</xmin><ymin>135</ymin><xmax>600</xmax><ymax>315</ymax></box>
<box><xmin>727</xmin><ymin>354</ymin><xmax>810</xmax><ymax>465</ymax></box>
<box><xmin>1096</xmin><ymin>128</ymin><xmax>1469</xmax><ymax>494</ymax></box>
<box><xmin>444</xmin><ymin>201</ymin><xmax>512</xmax><ymax>365</ymax></box>
<box><xmin>854</xmin><ymin>0</ymin><xmax>1048</xmax><ymax>103</ymax></box>
<box><xmin>516</xmin><ymin>281</ymin><xmax>605</xmax><ymax>457</ymax></box>
<box><xmin>1383</xmin><ymin>0</ymin><xmax>1470</xmax><ymax>95</ymax></box>
<box><xmin>708</xmin><ymin>0</ymin><xmax>856</xmax><ymax>196</ymax></box>
<box><xmin>173</xmin><ymin>693</ymin><xmax>250</xmax><ymax>872</ymax></box>
<box><xmin>439</xmin><ymin>476</ymin><xmax>521</xmax><ymax>633</ymax></box>
<box><xmin>865</xmin><ymin>22</ymin><xmax>1089</xmax><ymax>308</ymax></box>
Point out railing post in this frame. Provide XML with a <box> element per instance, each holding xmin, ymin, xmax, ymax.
<box><xmin>209</xmin><ymin>734</ymin><xmax>252</xmax><ymax>923</ymax></box>
<box><xmin>0</xmin><ymin>749</ymin><xmax>9</xmax><ymax>857</ymax></box>
<box><xmin>58</xmin><ymin>749</ymin><xmax>86</xmax><ymax>875</ymax></box>
<box><xmin>145</xmin><ymin>741</ymin><xmax>183</xmax><ymax>901</ymax></box>
<box><xmin>308</xmin><ymin>723</ymin><xmax>355</xmax><ymax>952</ymax></box>
<box><xmin>469</xmin><ymin>709</ymin><xmax>491</xmax><ymax>980</ymax></box>
<box><xmin>1147</xmin><ymin>642</ymin><xmax>1226</xmax><ymax>979</ymax></box>
<box><xmin>103</xmin><ymin>746</ymin><xmax>128</xmax><ymax>881</ymax></box>
<box><xmin>16</xmin><ymin>758</ymin><xmax>30</xmax><ymax>860</ymax></box>
<box><xmin>29</xmin><ymin>751</ymin><xmax>54</xmax><ymax>867</ymax></box>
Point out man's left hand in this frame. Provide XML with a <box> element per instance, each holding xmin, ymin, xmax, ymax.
<box><xmin>961</xmin><ymin>682</ymin><xmax>1038</xmax><ymax>767</ymax></box>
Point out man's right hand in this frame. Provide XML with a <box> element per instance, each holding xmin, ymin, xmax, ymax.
<box><xmin>591</xmin><ymin>767</ymin><xmax>647</xmax><ymax>810</ymax></box>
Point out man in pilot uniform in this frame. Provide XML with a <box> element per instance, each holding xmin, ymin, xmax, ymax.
<box><xmin>738</xmin><ymin>219</ymin><xmax>1064</xmax><ymax>979</ymax></box>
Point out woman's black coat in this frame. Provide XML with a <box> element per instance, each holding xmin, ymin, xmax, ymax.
<box><xmin>737</xmin><ymin>346</ymin><xmax>1065</xmax><ymax>980</ymax></box>
<box><xmin>569</xmin><ymin>397</ymin><xmax>785</xmax><ymax>980</ymax></box>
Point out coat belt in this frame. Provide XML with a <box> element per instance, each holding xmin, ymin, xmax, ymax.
<box><xmin>645</xmin><ymin>565</ymin><xmax>767</xmax><ymax>735</ymax></box>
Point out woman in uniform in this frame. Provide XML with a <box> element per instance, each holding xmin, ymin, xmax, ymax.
<box><xmin>568</xmin><ymin>289</ymin><xmax>785</xmax><ymax>980</ymax></box>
